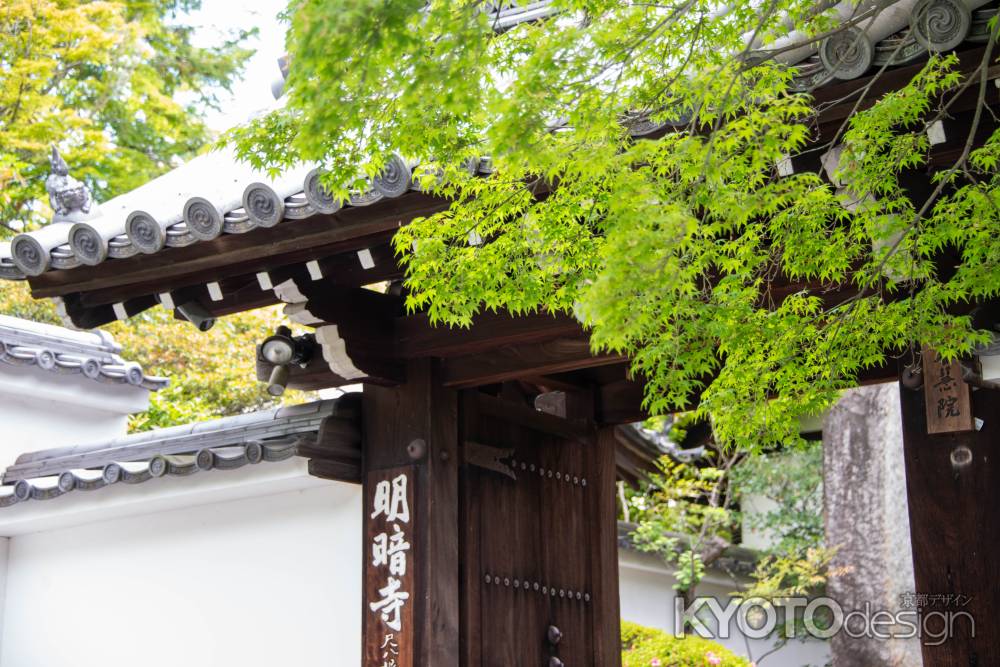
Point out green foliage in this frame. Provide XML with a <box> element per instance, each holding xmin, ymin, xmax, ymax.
<box><xmin>742</xmin><ymin>547</ymin><xmax>838</xmax><ymax>601</ymax></box>
<box><xmin>730</xmin><ymin>442</ymin><xmax>824</xmax><ymax>556</ymax></box>
<box><xmin>0</xmin><ymin>282</ymin><xmax>310</xmax><ymax>431</ymax></box>
<box><xmin>738</xmin><ymin>547</ymin><xmax>841</xmax><ymax>648</ymax></box>
<box><xmin>621</xmin><ymin>621</ymin><xmax>751</xmax><ymax>667</ymax></box>
<box><xmin>0</xmin><ymin>0</ymin><xmax>253</xmax><ymax>234</ymax></box>
<box><xmin>237</xmin><ymin>0</ymin><xmax>1000</xmax><ymax>451</ymax></box>
<box><xmin>629</xmin><ymin>450</ymin><xmax>738</xmax><ymax>597</ymax></box>
<box><xmin>627</xmin><ymin>426</ymin><xmax>832</xmax><ymax>646</ymax></box>
<box><xmin>0</xmin><ymin>0</ymin><xmax>278</xmax><ymax>429</ymax></box>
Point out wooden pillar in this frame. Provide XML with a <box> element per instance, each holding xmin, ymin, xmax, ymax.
<box><xmin>363</xmin><ymin>359</ymin><xmax>460</xmax><ymax>667</ymax></box>
<box><xmin>592</xmin><ymin>427</ymin><xmax>624</xmax><ymax>667</ymax></box>
<box><xmin>898</xmin><ymin>364</ymin><xmax>1000</xmax><ymax>665</ymax></box>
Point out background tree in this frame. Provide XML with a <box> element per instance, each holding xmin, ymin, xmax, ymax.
<box><xmin>625</xmin><ymin>421</ymin><xmax>833</xmax><ymax>661</ymax></box>
<box><xmin>0</xmin><ymin>0</ymin><xmax>294</xmax><ymax>429</ymax></box>
<box><xmin>234</xmin><ymin>0</ymin><xmax>1000</xmax><ymax>451</ymax></box>
<box><xmin>0</xmin><ymin>0</ymin><xmax>253</xmax><ymax>233</ymax></box>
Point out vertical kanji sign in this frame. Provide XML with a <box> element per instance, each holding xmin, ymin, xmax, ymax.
<box><xmin>365</xmin><ymin>467</ymin><xmax>415</xmax><ymax>667</ymax></box>
<box><xmin>922</xmin><ymin>346</ymin><xmax>975</xmax><ymax>434</ymax></box>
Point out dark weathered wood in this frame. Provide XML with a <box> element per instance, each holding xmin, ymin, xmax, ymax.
<box><xmin>597</xmin><ymin>378</ymin><xmax>647</xmax><ymax>425</ymax></box>
<box><xmin>363</xmin><ymin>360</ymin><xmax>460</xmax><ymax>667</ymax></box>
<box><xmin>814</xmin><ymin>47</ymin><xmax>997</xmax><ymax>133</ymax></box>
<box><xmin>396</xmin><ymin>311</ymin><xmax>583</xmax><ymax>359</ymax></box>
<box><xmin>475</xmin><ymin>391</ymin><xmax>591</xmax><ymax>441</ymax></box>
<box><xmin>442</xmin><ymin>338</ymin><xmax>624</xmax><ymax>388</ymax></box>
<box><xmin>921</xmin><ymin>346</ymin><xmax>975</xmax><ymax>434</ymax></box>
<box><xmin>458</xmin><ymin>393</ymin><xmax>482</xmax><ymax>667</ymax></box>
<box><xmin>364</xmin><ymin>465</ymin><xmax>417</xmax><ymax>667</ymax></box>
<box><xmin>304</xmin><ymin>285</ymin><xmax>405</xmax><ymax>324</ymax></box>
<box><xmin>460</xmin><ymin>388</ymin><xmax>616</xmax><ymax>666</ymax></box>
<box><xmin>307</xmin><ymin>458</ymin><xmax>362</xmax><ymax>483</ymax></box>
<box><xmin>899</xmin><ymin>370</ymin><xmax>1000</xmax><ymax>666</ymax></box>
<box><xmin>592</xmin><ymin>427</ymin><xmax>624</xmax><ymax>667</ymax></box>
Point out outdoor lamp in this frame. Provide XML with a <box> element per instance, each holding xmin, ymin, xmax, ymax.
<box><xmin>260</xmin><ymin>326</ymin><xmax>316</xmax><ymax>396</ymax></box>
<box><xmin>261</xmin><ymin>326</ymin><xmax>297</xmax><ymax>365</ymax></box>
<box><xmin>267</xmin><ymin>364</ymin><xmax>291</xmax><ymax>396</ymax></box>
<box><xmin>174</xmin><ymin>301</ymin><xmax>216</xmax><ymax>332</ymax></box>
<box><xmin>261</xmin><ymin>326</ymin><xmax>315</xmax><ymax>366</ymax></box>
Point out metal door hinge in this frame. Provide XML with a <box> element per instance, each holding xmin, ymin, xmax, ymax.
<box><xmin>464</xmin><ymin>440</ymin><xmax>516</xmax><ymax>480</ymax></box>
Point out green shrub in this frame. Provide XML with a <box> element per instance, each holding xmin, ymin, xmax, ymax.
<box><xmin>622</xmin><ymin>621</ymin><xmax>752</xmax><ymax>667</ymax></box>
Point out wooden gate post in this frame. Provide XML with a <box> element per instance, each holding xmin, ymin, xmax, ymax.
<box><xmin>898</xmin><ymin>364</ymin><xmax>1000</xmax><ymax>666</ymax></box>
<box><xmin>592</xmin><ymin>426</ymin><xmax>623</xmax><ymax>666</ymax></box>
<box><xmin>363</xmin><ymin>359</ymin><xmax>460</xmax><ymax>667</ymax></box>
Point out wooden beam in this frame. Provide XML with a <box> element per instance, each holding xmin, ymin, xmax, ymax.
<box><xmin>597</xmin><ymin>378</ymin><xmax>647</xmax><ymax>425</ymax></box>
<box><xmin>815</xmin><ymin>47</ymin><xmax>999</xmax><ymax>139</ymax></box>
<box><xmin>395</xmin><ymin>310</ymin><xmax>583</xmax><ymax>359</ymax></box>
<box><xmin>300</xmin><ymin>284</ymin><xmax>405</xmax><ymax>323</ymax></box>
<box><xmin>442</xmin><ymin>338</ymin><xmax>624</xmax><ymax>388</ymax></box>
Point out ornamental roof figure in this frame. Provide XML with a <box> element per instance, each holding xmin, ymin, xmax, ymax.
<box><xmin>45</xmin><ymin>147</ymin><xmax>100</xmax><ymax>224</ymax></box>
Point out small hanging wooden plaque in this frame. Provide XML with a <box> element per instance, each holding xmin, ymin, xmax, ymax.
<box><xmin>922</xmin><ymin>346</ymin><xmax>975</xmax><ymax>435</ymax></box>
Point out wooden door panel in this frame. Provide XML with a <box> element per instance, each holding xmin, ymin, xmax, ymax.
<box><xmin>463</xmin><ymin>392</ymin><xmax>600</xmax><ymax>666</ymax></box>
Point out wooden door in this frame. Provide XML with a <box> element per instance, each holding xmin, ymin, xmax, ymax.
<box><xmin>460</xmin><ymin>392</ymin><xmax>620</xmax><ymax>667</ymax></box>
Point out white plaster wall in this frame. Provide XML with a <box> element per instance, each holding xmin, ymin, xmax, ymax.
<box><xmin>0</xmin><ymin>365</ymin><xmax>149</xmax><ymax>470</ymax></box>
<box><xmin>0</xmin><ymin>536</ymin><xmax>7</xmax><ymax>643</ymax></box>
<box><xmin>619</xmin><ymin>549</ymin><xmax>831</xmax><ymax>667</ymax></box>
<box><xmin>0</xmin><ymin>482</ymin><xmax>362</xmax><ymax>667</ymax></box>
<box><xmin>740</xmin><ymin>492</ymin><xmax>782</xmax><ymax>552</ymax></box>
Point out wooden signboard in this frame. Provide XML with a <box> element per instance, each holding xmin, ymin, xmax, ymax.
<box><xmin>364</xmin><ymin>466</ymin><xmax>416</xmax><ymax>667</ymax></box>
<box><xmin>922</xmin><ymin>346</ymin><xmax>975</xmax><ymax>434</ymax></box>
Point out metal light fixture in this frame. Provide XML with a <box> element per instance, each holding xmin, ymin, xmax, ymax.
<box><xmin>261</xmin><ymin>326</ymin><xmax>297</xmax><ymax>365</ymax></box>
<box><xmin>267</xmin><ymin>364</ymin><xmax>291</xmax><ymax>397</ymax></box>
<box><xmin>259</xmin><ymin>326</ymin><xmax>315</xmax><ymax>396</ymax></box>
<box><xmin>175</xmin><ymin>301</ymin><xmax>216</xmax><ymax>332</ymax></box>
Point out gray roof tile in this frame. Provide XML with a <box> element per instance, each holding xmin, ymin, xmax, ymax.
<box><xmin>0</xmin><ymin>315</ymin><xmax>167</xmax><ymax>391</ymax></box>
<box><xmin>0</xmin><ymin>396</ymin><xmax>360</xmax><ymax>507</ymax></box>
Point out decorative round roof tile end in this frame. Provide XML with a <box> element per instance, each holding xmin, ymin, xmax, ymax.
<box><xmin>10</xmin><ymin>235</ymin><xmax>50</xmax><ymax>277</ymax></box>
<box><xmin>304</xmin><ymin>168</ymin><xmax>342</xmax><ymax>215</ymax></box>
<box><xmin>68</xmin><ymin>223</ymin><xmax>109</xmax><ymax>266</ymax></box>
<box><xmin>13</xmin><ymin>480</ymin><xmax>32</xmax><ymax>502</ymax></box>
<box><xmin>103</xmin><ymin>463</ymin><xmax>122</xmax><ymax>485</ymax></box>
<box><xmin>196</xmin><ymin>449</ymin><xmax>215</xmax><ymax>471</ymax></box>
<box><xmin>125</xmin><ymin>210</ymin><xmax>167</xmax><ymax>254</ymax></box>
<box><xmin>372</xmin><ymin>153</ymin><xmax>412</xmax><ymax>199</ymax></box>
<box><xmin>57</xmin><ymin>471</ymin><xmax>76</xmax><ymax>493</ymax></box>
<box><xmin>245</xmin><ymin>442</ymin><xmax>263</xmax><ymax>464</ymax></box>
<box><xmin>36</xmin><ymin>349</ymin><xmax>56</xmax><ymax>370</ymax></box>
<box><xmin>182</xmin><ymin>197</ymin><xmax>225</xmax><ymax>241</ymax></box>
<box><xmin>242</xmin><ymin>183</ymin><xmax>285</xmax><ymax>228</ymax></box>
<box><xmin>124</xmin><ymin>363</ymin><xmax>145</xmax><ymax>386</ymax></box>
<box><xmin>911</xmin><ymin>0</ymin><xmax>972</xmax><ymax>52</ymax></box>
<box><xmin>148</xmin><ymin>455</ymin><xmax>168</xmax><ymax>478</ymax></box>
<box><xmin>820</xmin><ymin>27</ymin><xmax>874</xmax><ymax>81</ymax></box>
